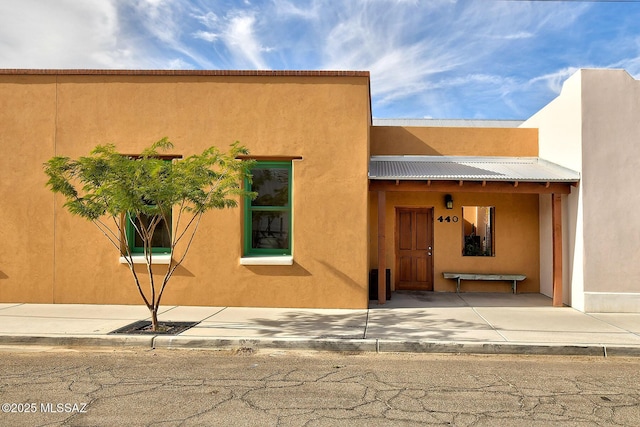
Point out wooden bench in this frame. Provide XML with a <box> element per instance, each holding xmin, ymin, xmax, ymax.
<box><xmin>443</xmin><ymin>273</ymin><xmax>526</xmax><ymax>294</ymax></box>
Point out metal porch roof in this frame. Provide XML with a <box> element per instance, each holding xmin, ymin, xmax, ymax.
<box><xmin>369</xmin><ymin>156</ymin><xmax>580</xmax><ymax>183</ymax></box>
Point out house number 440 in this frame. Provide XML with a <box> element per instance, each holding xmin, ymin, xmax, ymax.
<box><xmin>437</xmin><ymin>216</ymin><xmax>459</xmax><ymax>223</ymax></box>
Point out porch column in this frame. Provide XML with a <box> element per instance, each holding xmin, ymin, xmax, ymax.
<box><xmin>377</xmin><ymin>190</ymin><xmax>386</xmax><ymax>304</ymax></box>
<box><xmin>552</xmin><ymin>193</ymin><xmax>563</xmax><ymax>307</ymax></box>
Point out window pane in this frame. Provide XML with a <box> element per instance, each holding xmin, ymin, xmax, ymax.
<box><xmin>133</xmin><ymin>214</ymin><xmax>172</xmax><ymax>250</ymax></box>
<box><xmin>251</xmin><ymin>211</ymin><xmax>290</xmax><ymax>250</ymax></box>
<box><xmin>244</xmin><ymin>162</ymin><xmax>292</xmax><ymax>256</ymax></box>
<box><xmin>251</xmin><ymin>168</ymin><xmax>289</xmax><ymax>207</ymax></box>
<box><xmin>462</xmin><ymin>206</ymin><xmax>494</xmax><ymax>256</ymax></box>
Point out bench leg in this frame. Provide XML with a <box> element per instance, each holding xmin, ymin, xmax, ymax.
<box><xmin>457</xmin><ymin>278</ymin><xmax>461</xmax><ymax>294</ymax></box>
<box><xmin>513</xmin><ymin>280</ymin><xmax>517</xmax><ymax>294</ymax></box>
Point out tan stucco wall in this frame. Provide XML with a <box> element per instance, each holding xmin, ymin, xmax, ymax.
<box><xmin>0</xmin><ymin>75</ymin><xmax>57</xmax><ymax>302</ymax></box>
<box><xmin>0</xmin><ymin>71</ymin><xmax>371</xmax><ymax>309</ymax></box>
<box><xmin>369</xmin><ymin>191</ymin><xmax>541</xmax><ymax>293</ymax></box>
<box><xmin>369</xmin><ymin>124</ymin><xmax>541</xmax><ymax>294</ymax></box>
<box><xmin>370</xmin><ymin>126</ymin><xmax>538</xmax><ymax>156</ymax></box>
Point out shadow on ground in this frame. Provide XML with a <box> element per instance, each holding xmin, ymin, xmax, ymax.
<box><xmin>234</xmin><ymin>292</ymin><xmax>553</xmax><ymax>342</ymax></box>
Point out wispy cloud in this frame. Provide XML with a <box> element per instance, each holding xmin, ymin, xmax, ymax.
<box><xmin>193</xmin><ymin>31</ymin><xmax>219</xmax><ymax>43</ymax></box>
<box><xmin>1</xmin><ymin>0</ymin><xmax>639</xmax><ymax>119</ymax></box>
<box><xmin>272</xmin><ymin>0</ymin><xmax>320</xmax><ymax>20</ymax></box>
<box><xmin>493</xmin><ymin>32</ymin><xmax>534</xmax><ymax>40</ymax></box>
<box><xmin>119</xmin><ymin>0</ymin><xmax>216</xmax><ymax>69</ymax></box>
<box><xmin>529</xmin><ymin>67</ymin><xmax>582</xmax><ymax>94</ymax></box>
<box><xmin>190</xmin><ymin>6</ymin><xmax>273</xmax><ymax>69</ymax></box>
<box><xmin>219</xmin><ymin>11</ymin><xmax>272</xmax><ymax>69</ymax></box>
<box><xmin>305</xmin><ymin>0</ymin><xmax>591</xmax><ymax>117</ymax></box>
<box><xmin>0</xmin><ymin>0</ymin><xmax>123</xmax><ymax>68</ymax></box>
<box><xmin>607</xmin><ymin>36</ymin><xmax>640</xmax><ymax>78</ymax></box>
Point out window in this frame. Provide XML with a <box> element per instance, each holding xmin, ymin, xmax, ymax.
<box><xmin>123</xmin><ymin>157</ymin><xmax>174</xmax><ymax>257</ymax></box>
<box><xmin>126</xmin><ymin>211</ymin><xmax>172</xmax><ymax>255</ymax></box>
<box><xmin>244</xmin><ymin>162</ymin><xmax>292</xmax><ymax>256</ymax></box>
<box><xmin>462</xmin><ymin>206</ymin><xmax>495</xmax><ymax>256</ymax></box>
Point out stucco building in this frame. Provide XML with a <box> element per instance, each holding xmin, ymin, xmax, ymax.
<box><xmin>0</xmin><ymin>68</ymin><xmax>638</xmax><ymax>312</ymax></box>
<box><xmin>523</xmin><ymin>69</ymin><xmax>640</xmax><ymax>312</ymax></box>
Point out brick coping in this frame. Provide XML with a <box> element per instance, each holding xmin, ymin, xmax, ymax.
<box><xmin>0</xmin><ymin>69</ymin><xmax>369</xmax><ymax>77</ymax></box>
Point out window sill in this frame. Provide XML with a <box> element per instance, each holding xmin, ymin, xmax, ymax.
<box><xmin>240</xmin><ymin>256</ymin><xmax>293</xmax><ymax>266</ymax></box>
<box><xmin>119</xmin><ymin>254</ymin><xmax>172</xmax><ymax>265</ymax></box>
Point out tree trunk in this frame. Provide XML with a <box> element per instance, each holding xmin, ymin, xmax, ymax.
<box><xmin>151</xmin><ymin>307</ymin><xmax>159</xmax><ymax>332</ymax></box>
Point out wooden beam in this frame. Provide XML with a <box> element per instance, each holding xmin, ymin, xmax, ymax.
<box><xmin>122</xmin><ymin>153</ymin><xmax>183</xmax><ymax>160</ymax></box>
<box><xmin>552</xmin><ymin>193</ymin><xmax>563</xmax><ymax>307</ymax></box>
<box><xmin>377</xmin><ymin>190</ymin><xmax>386</xmax><ymax>304</ymax></box>
<box><xmin>369</xmin><ymin>180</ymin><xmax>574</xmax><ymax>195</ymax></box>
<box><xmin>236</xmin><ymin>155</ymin><xmax>303</xmax><ymax>161</ymax></box>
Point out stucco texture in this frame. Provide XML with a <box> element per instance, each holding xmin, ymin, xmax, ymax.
<box><xmin>0</xmin><ymin>72</ymin><xmax>371</xmax><ymax>309</ymax></box>
<box><xmin>369</xmin><ymin>123</ymin><xmax>541</xmax><ymax>294</ymax></box>
<box><xmin>524</xmin><ymin>69</ymin><xmax>640</xmax><ymax>311</ymax></box>
<box><xmin>580</xmin><ymin>70</ymin><xmax>640</xmax><ymax>294</ymax></box>
<box><xmin>369</xmin><ymin>191</ymin><xmax>541</xmax><ymax>293</ymax></box>
<box><xmin>370</xmin><ymin>126</ymin><xmax>538</xmax><ymax>156</ymax></box>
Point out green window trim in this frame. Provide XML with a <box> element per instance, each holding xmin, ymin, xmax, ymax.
<box><xmin>125</xmin><ymin>212</ymin><xmax>172</xmax><ymax>255</ymax></box>
<box><xmin>122</xmin><ymin>157</ymin><xmax>174</xmax><ymax>256</ymax></box>
<box><xmin>244</xmin><ymin>161</ymin><xmax>292</xmax><ymax>257</ymax></box>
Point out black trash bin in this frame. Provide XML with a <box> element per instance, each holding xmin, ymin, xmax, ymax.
<box><xmin>369</xmin><ymin>268</ymin><xmax>391</xmax><ymax>300</ymax></box>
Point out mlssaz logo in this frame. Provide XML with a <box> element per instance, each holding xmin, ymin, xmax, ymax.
<box><xmin>40</xmin><ymin>403</ymin><xmax>89</xmax><ymax>413</ymax></box>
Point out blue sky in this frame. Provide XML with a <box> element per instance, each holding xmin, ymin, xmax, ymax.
<box><xmin>1</xmin><ymin>0</ymin><xmax>639</xmax><ymax>119</ymax></box>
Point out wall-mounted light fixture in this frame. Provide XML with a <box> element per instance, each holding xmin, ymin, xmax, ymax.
<box><xmin>444</xmin><ymin>194</ymin><xmax>453</xmax><ymax>210</ymax></box>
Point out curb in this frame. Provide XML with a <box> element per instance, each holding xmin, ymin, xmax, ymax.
<box><xmin>376</xmin><ymin>340</ymin><xmax>606</xmax><ymax>356</ymax></box>
<box><xmin>601</xmin><ymin>346</ymin><xmax>640</xmax><ymax>357</ymax></box>
<box><xmin>0</xmin><ymin>334</ymin><xmax>154</xmax><ymax>348</ymax></box>
<box><xmin>2</xmin><ymin>334</ymin><xmax>640</xmax><ymax>357</ymax></box>
<box><xmin>153</xmin><ymin>336</ymin><xmax>378</xmax><ymax>352</ymax></box>
<box><xmin>154</xmin><ymin>336</ymin><xmax>640</xmax><ymax>357</ymax></box>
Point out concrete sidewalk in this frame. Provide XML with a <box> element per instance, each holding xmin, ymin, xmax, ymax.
<box><xmin>1</xmin><ymin>292</ymin><xmax>640</xmax><ymax>356</ymax></box>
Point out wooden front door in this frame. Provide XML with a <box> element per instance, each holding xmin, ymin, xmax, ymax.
<box><xmin>396</xmin><ymin>208</ymin><xmax>434</xmax><ymax>290</ymax></box>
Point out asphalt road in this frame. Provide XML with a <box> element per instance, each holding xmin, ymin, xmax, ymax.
<box><xmin>1</xmin><ymin>347</ymin><xmax>639</xmax><ymax>426</ymax></box>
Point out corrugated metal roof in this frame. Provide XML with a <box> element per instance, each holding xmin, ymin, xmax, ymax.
<box><xmin>369</xmin><ymin>156</ymin><xmax>580</xmax><ymax>182</ymax></box>
<box><xmin>372</xmin><ymin>118</ymin><xmax>524</xmax><ymax>128</ymax></box>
